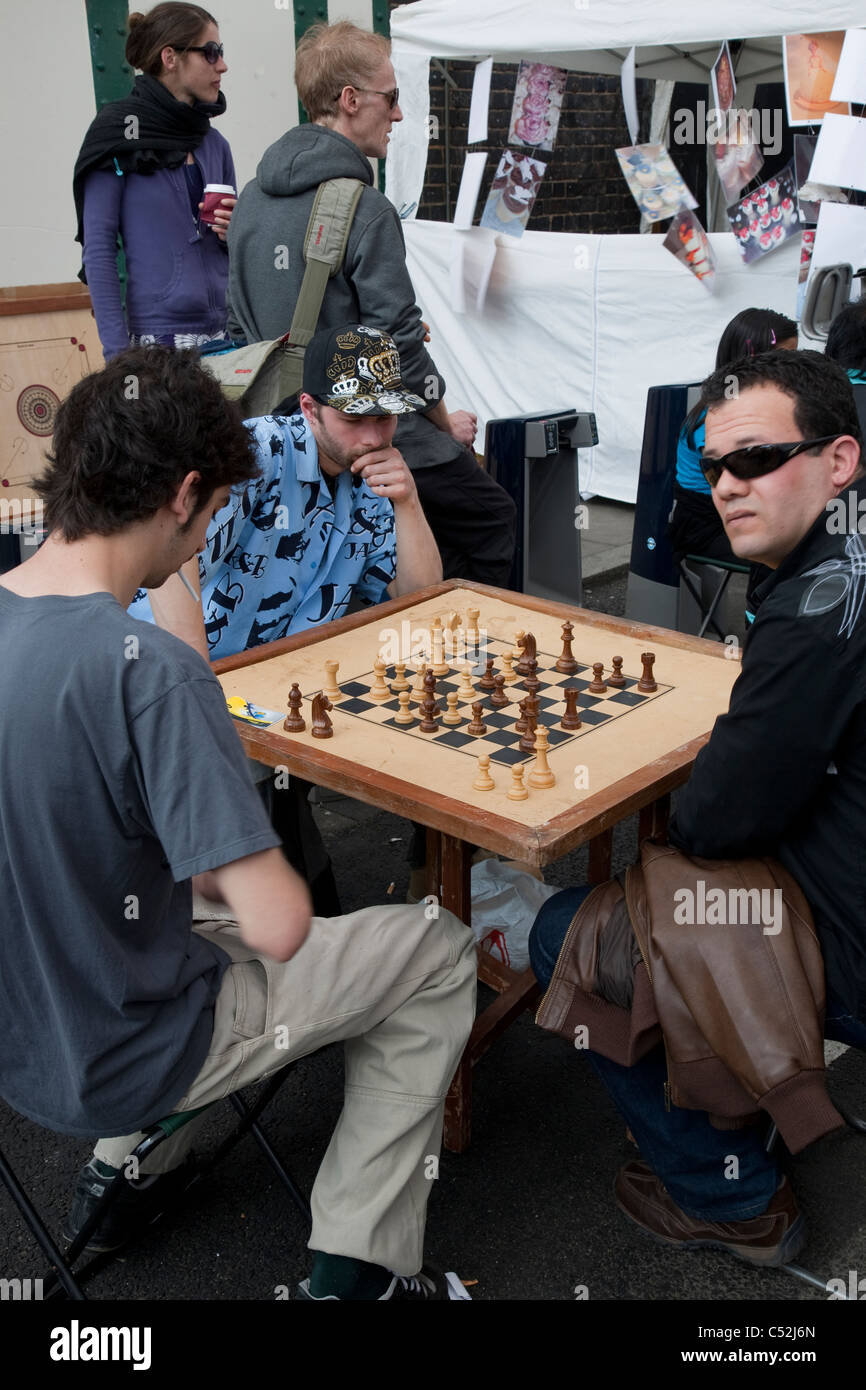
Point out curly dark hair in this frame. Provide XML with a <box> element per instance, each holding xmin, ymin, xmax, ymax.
<box><xmin>33</xmin><ymin>347</ymin><xmax>260</xmax><ymax>541</ymax></box>
<box><xmin>686</xmin><ymin>348</ymin><xmax>863</xmax><ymax>455</ymax></box>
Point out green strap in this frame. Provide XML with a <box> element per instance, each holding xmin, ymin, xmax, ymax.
<box><xmin>288</xmin><ymin>177</ymin><xmax>365</xmax><ymax>348</ymax></box>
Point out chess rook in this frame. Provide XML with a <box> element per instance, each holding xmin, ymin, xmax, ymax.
<box><xmin>638</xmin><ymin>652</ymin><xmax>657</xmax><ymax>692</ymax></box>
<box><xmin>561</xmin><ymin>687</ymin><xmax>582</xmax><ymax>730</ymax></box>
<box><xmin>323</xmin><ymin>659</ymin><xmax>342</xmax><ymax>702</ymax></box>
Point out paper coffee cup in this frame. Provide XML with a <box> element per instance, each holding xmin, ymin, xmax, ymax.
<box><xmin>200</xmin><ymin>184</ymin><xmax>236</xmax><ymax>224</ymax></box>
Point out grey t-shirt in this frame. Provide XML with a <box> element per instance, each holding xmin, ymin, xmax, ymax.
<box><xmin>0</xmin><ymin>588</ymin><xmax>280</xmax><ymax>1137</ymax></box>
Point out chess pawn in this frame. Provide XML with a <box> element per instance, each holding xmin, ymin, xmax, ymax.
<box><xmin>473</xmin><ymin>754</ymin><xmax>495</xmax><ymax>792</ymax></box>
<box><xmin>311</xmin><ymin>692</ymin><xmax>334</xmax><ymax>738</ymax></box>
<box><xmin>608</xmin><ymin>655</ymin><xmax>626</xmax><ymax>689</ymax></box>
<box><xmin>391</xmin><ymin>660</ymin><xmax>410</xmax><ymax>692</ymax></box>
<box><xmin>456</xmin><ymin>661</ymin><xmax>476</xmax><ymax>704</ymax></box>
<box><xmin>588</xmin><ymin>662</ymin><xmax>607</xmax><ymax>694</ymax></box>
<box><xmin>523</xmin><ymin>658</ymin><xmax>541</xmax><ymax>696</ymax></box>
<box><xmin>478</xmin><ymin>657</ymin><xmax>496</xmax><ymax>691</ymax></box>
<box><xmin>519</xmin><ymin>711</ymin><xmax>538</xmax><ymax>754</ymax></box>
<box><xmin>324</xmin><ymin>659</ymin><xmax>342</xmax><ymax>702</ymax></box>
<box><xmin>442</xmin><ymin>691</ymin><xmax>462</xmax><ymax>726</ymax></box>
<box><xmin>528</xmin><ymin>726</ymin><xmax>556</xmax><ymax>788</ymax></box>
<box><xmin>489</xmin><ymin>673</ymin><xmax>509</xmax><ymax>708</ymax></box>
<box><xmin>638</xmin><ymin>652</ymin><xmax>657</xmax><ymax>692</ymax></box>
<box><xmin>467</xmin><ymin>701</ymin><xmax>487</xmax><ymax>736</ymax></box>
<box><xmin>394</xmin><ymin>690</ymin><xmax>414</xmax><ymax>724</ymax></box>
<box><xmin>410</xmin><ymin>661</ymin><xmax>428</xmax><ymax>703</ymax></box>
<box><xmin>369</xmin><ymin>657</ymin><xmax>391</xmax><ymax>703</ymax></box>
<box><xmin>507</xmin><ymin>765</ymin><xmax>529</xmax><ymax>801</ymax></box>
<box><xmin>283</xmin><ymin>682</ymin><xmax>305</xmax><ymax>733</ymax></box>
<box><xmin>501</xmin><ymin>652</ymin><xmax>519</xmax><ymax>685</ymax></box>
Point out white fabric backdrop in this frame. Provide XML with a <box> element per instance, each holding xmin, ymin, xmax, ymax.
<box><xmin>405</xmin><ymin>220</ymin><xmax>802</xmax><ymax>502</ymax></box>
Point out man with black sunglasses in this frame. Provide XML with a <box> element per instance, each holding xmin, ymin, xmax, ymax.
<box><xmin>530</xmin><ymin>349</ymin><xmax>866</xmax><ymax>1266</ymax></box>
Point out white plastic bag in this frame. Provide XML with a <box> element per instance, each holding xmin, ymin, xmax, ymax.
<box><xmin>470</xmin><ymin>859</ymin><xmax>560</xmax><ymax>973</ymax></box>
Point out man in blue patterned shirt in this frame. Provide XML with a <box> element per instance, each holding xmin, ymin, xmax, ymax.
<box><xmin>134</xmin><ymin>323</ymin><xmax>442</xmax><ymax>659</ymax></box>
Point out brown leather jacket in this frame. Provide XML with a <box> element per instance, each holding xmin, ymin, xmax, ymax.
<box><xmin>536</xmin><ymin>840</ymin><xmax>845</xmax><ymax>1153</ymax></box>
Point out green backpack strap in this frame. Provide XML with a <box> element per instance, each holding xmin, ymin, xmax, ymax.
<box><xmin>290</xmin><ymin>176</ymin><xmax>366</xmax><ymax>348</ymax></box>
<box><xmin>202</xmin><ymin>177</ymin><xmax>365</xmax><ymax>414</ymax></box>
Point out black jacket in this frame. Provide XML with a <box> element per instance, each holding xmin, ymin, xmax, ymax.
<box><xmin>671</xmin><ymin>482</ymin><xmax>866</xmax><ymax>1020</ymax></box>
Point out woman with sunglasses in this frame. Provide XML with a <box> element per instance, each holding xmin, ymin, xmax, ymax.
<box><xmin>72</xmin><ymin>4</ymin><xmax>236</xmax><ymax>360</ymax></box>
<box><xmin>667</xmin><ymin>307</ymin><xmax>798</xmax><ymax>568</ymax></box>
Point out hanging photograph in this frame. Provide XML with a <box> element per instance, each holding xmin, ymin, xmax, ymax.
<box><xmin>712</xmin><ymin>135</ymin><xmax>764</xmax><ymax>205</ymax></box>
<box><xmin>726</xmin><ymin>159</ymin><xmax>801</xmax><ymax>264</ymax></box>
<box><xmin>480</xmin><ymin>149</ymin><xmax>547</xmax><ymax>238</ymax></box>
<box><xmin>615</xmin><ymin>144</ymin><xmax>697</xmax><ymax>223</ymax></box>
<box><xmin>507</xmin><ymin>61</ymin><xmax>568</xmax><ymax>152</ymax></box>
<box><xmin>783</xmin><ymin>33</ymin><xmax>851</xmax><ymax>126</ymax></box>
<box><xmin>711</xmin><ymin>41</ymin><xmax>736</xmax><ymax>115</ymax></box>
<box><xmin>663</xmin><ymin>208</ymin><xmax>717</xmax><ymax>291</ymax></box>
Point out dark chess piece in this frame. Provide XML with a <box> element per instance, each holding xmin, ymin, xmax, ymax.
<box><xmin>489</xmin><ymin>673</ymin><xmax>509</xmax><ymax>708</ymax></box>
<box><xmin>638</xmin><ymin>652</ymin><xmax>657</xmax><ymax>692</ymax></box>
<box><xmin>608</xmin><ymin>655</ymin><xmax>626</xmax><ymax>688</ymax></box>
<box><xmin>561</xmin><ymin>687</ymin><xmax>582</xmax><ymax>730</ymax></box>
<box><xmin>523</xmin><ymin>657</ymin><xmax>541</xmax><ymax>696</ymax></box>
<box><xmin>588</xmin><ymin>662</ymin><xmax>607</xmax><ymax>694</ymax></box>
<box><xmin>515</xmin><ymin>697</ymin><xmax>529</xmax><ymax>734</ymax></box>
<box><xmin>478</xmin><ymin>657</ymin><xmax>497</xmax><ymax>691</ymax></box>
<box><xmin>283</xmin><ymin>683</ymin><xmax>305</xmax><ymax>733</ymax></box>
<box><xmin>467</xmin><ymin>701</ymin><xmax>487</xmax><ymax>736</ymax></box>
<box><xmin>311</xmin><ymin>691</ymin><xmax>334</xmax><ymax>738</ymax></box>
<box><xmin>419</xmin><ymin>670</ymin><xmax>441</xmax><ymax>732</ymax></box>
<box><xmin>515</xmin><ymin>631</ymin><xmax>537</xmax><ymax>677</ymax></box>
<box><xmin>555</xmin><ymin>620</ymin><xmax>578</xmax><ymax>674</ymax></box>
<box><xmin>519</xmin><ymin>710</ymin><xmax>538</xmax><ymax>754</ymax></box>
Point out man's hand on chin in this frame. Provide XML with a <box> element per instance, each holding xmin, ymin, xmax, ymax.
<box><xmin>350</xmin><ymin>446</ymin><xmax>418</xmax><ymax>507</ymax></box>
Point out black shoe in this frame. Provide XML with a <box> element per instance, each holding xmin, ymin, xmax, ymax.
<box><xmin>61</xmin><ymin>1155</ymin><xmax>197</xmax><ymax>1254</ymax></box>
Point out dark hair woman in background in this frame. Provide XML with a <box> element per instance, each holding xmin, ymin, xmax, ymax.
<box><xmin>72</xmin><ymin>3</ymin><xmax>236</xmax><ymax>359</ymax></box>
<box><xmin>667</xmin><ymin>308</ymin><xmax>798</xmax><ymax>565</ymax></box>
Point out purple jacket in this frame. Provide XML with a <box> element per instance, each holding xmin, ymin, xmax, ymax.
<box><xmin>82</xmin><ymin>128</ymin><xmax>235</xmax><ymax>358</ymax></box>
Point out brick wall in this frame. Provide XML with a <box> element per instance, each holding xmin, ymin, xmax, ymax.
<box><xmin>405</xmin><ymin>56</ymin><xmax>653</xmax><ymax>234</ymax></box>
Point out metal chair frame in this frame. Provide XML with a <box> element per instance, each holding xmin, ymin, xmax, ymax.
<box><xmin>0</xmin><ymin>1066</ymin><xmax>311</xmax><ymax>1300</ymax></box>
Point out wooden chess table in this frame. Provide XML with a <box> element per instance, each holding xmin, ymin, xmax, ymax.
<box><xmin>213</xmin><ymin>580</ymin><xmax>740</xmax><ymax>1151</ymax></box>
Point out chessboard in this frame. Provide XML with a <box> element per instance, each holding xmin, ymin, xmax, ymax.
<box><xmin>318</xmin><ymin>637</ymin><xmax>672</xmax><ymax>768</ymax></box>
<box><xmin>215</xmin><ymin>584</ymin><xmax>739</xmax><ymax>842</ymax></box>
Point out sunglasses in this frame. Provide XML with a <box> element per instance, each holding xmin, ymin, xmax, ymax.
<box><xmin>341</xmin><ymin>87</ymin><xmax>400</xmax><ymax>110</ymax></box>
<box><xmin>699</xmin><ymin>435</ymin><xmax>841</xmax><ymax>489</ymax></box>
<box><xmin>175</xmin><ymin>42</ymin><xmax>224</xmax><ymax>64</ymax></box>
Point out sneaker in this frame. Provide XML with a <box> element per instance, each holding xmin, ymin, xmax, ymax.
<box><xmin>297</xmin><ymin>1264</ymin><xmax>472</xmax><ymax>1300</ymax></box>
<box><xmin>614</xmin><ymin>1159</ymin><xmax>805</xmax><ymax>1267</ymax></box>
<box><xmin>61</xmin><ymin>1155</ymin><xmax>197</xmax><ymax>1254</ymax></box>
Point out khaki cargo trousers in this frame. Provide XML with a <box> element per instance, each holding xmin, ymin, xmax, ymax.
<box><xmin>95</xmin><ymin>902</ymin><xmax>477</xmax><ymax>1275</ymax></box>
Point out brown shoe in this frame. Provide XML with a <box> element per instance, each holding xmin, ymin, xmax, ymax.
<box><xmin>614</xmin><ymin>1160</ymin><xmax>805</xmax><ymax>1266</ymax></box>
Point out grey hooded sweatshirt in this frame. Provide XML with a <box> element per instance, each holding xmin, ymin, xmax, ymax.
<box><xmin>227</xmin><ymin>122</ymin><xmax>461</xmax><ymax>469</ymax></box>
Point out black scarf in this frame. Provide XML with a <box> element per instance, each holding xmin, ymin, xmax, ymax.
<box><xmin>72</xmin><ymin>72</ymin><xmax>226</xmax><ymax>249</ymax></box>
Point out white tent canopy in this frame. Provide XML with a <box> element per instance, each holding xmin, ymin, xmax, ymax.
<box><xmin>385</xmin><ymin>2</ymin><xmax>865</xmax><ymax>502</ymax></box>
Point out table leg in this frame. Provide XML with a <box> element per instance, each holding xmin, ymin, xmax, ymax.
<box><xmin>639</xmin><ymin>794</ymin><xmax>670</xmax><ymax>845</ymax></box>
<box><xmin>439</xmin><ymin>834</ymin><xmax>474</xmax><ymax>1153</ymax></box>
<box><xmin>588</xmin><ymin>828</ymin><xmax>613</xmax><ymax>883</ymax></box>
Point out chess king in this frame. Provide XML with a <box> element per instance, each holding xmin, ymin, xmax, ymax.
<box><xmin>0</xmin><ymin>345</ymin><xmax>476</xmax><ymax>1301</ymax></box>
<box><xmin>530</xmin><ymin>349</ymin><xmax>866</xmax><ymax>1268</ymax></box>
